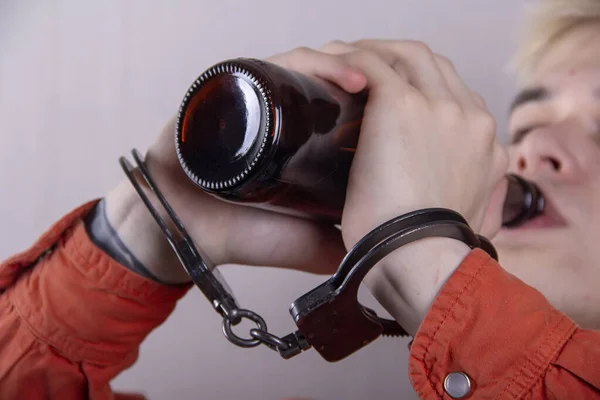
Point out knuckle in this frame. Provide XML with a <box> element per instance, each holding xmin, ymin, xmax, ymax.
<box><xmin>405</xmin><ymin>40</ymin><xmax>435</xmax><ymax>59</ymax></box>
<box><xmin>328</xmin><ymin>39</ymin><xmax>348</xmax><ymax>47</ymax></box>
<box><xmin>292</xmin><ymin>46</ymin><xmax>315</xmax><ymax>57</ymax></box>
<box><xmin>353</xmin><ymin>38</ymin><xmax>375</xmax><ymax>48</ymax></box>
<box><xmin>433</xmin><ymin>100</ymin><xmax>463</xmax><ymax>120</ymax></box>
<box><xmin>320</xmin><ymin>39</ymin><xmax>351</xmax><ymax>52</ymax></box>
<box><xmin>434</xmin><ymin>53</ymin><xmax>455</xmax><ymax>70</ymax></box>
<box><xmin>349</xmin><ymin>48</ymin><xmax>380</xmax><ymax>64</ymax></box>
<box><xmin>398</xmin><ymin>87</ymin><xmax>428</xmax><ymax>109</ymax></box>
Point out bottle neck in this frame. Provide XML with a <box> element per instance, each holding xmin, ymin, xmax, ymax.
<box><xmin>502</xmin><ymin>174</ymin><xmax>544</xmax><ymax>227</ymax></box>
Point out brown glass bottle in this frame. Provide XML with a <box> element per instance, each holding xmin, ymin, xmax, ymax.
<box><xmin>175</xmin><ymin>58</ymin><xmax>544</xmax><ymax>227</ymax></box>
<box><xmin>175</xmin><ymin>58</ymin><xmax>366</xmax><ymax>222</ymax></box>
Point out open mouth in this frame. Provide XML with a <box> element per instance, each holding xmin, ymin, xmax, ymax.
<box><xmin>509</xmin><ymin>193</ymin><xmax>568</xmax><ymax>230</ymax></box>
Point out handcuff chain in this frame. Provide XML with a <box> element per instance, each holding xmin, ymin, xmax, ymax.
<box><xmin>120</xmin><ymin>149</ymin><xmax>293</xmax><ymax>356</ymax></box>
<box><xmin>220</xmin><ymin>308</ymin><xmax>290</xmax><ymax>352</ymax></box>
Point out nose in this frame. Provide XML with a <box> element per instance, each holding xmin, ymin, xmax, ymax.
<box><xmin>511</xmin><ymin>123</ymin><xmax>582</xmax><ymax>182</ymax></box>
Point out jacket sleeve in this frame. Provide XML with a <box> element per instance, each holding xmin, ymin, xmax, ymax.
<box><xmin>0</xmin><ymin>201</ymin><xmax>192</xmax><ymax>400</ymax></box>
<box><xmin>3</xmin><ymin>203</ymin><xmax>599</xmax><ymax>400</ymax></box>
<box><xmin>409</xmin><ymin>248</ymin><xmax>600</xmax><ymax>399</ymax></box>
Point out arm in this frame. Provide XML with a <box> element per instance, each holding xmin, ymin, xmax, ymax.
<box><xmin>321</xmin><ymin>39</ymin><xmax>600</xmax><ymax>398</ymax></box>
<box><xmin>0</xmin><ymin>48</ymin><xmax>367</xmax><ymax>400</ymax></box>
<box><xmin>0</xmin><ymin>199</ymin><xmax>191</xmax><ymax>400</ymax></box>
<box><xmin>0</xmin><ymin>163</ymin><xmax>345</xmax><ymax>399</ymax></box>
<box><xmin>383</xmin><ymin>247</ymin><xmax>600</xmax><ymax>399</ymax></box>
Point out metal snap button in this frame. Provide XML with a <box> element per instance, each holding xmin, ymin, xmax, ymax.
<box><xmin>444</xmin><ymin>372</ymin><xmax>472</xmax><ymax>399</ymax></box>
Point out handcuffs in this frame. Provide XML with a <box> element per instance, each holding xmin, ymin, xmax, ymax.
<box><xmin>120</xmin><ymin>149</ymin><xmax>498</xmax><ymax>362</ymax></box>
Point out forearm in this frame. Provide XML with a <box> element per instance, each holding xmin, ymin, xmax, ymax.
<box><xmin>102</xmin><ymin>170</ymin><xmax>472</xmax><ymax>328</ymax></box>
<box><xmin>101</xmin><ymin>177</ymin><xmax>191</xmax><ymax>284</ymax></box>
<box><xmin>403</xmin><ymin>249</ymin><xmax>595</xmax><ymax>399</ymax></box>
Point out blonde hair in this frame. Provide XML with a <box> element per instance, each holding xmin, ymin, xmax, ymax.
<box><xmin>512</xmin><ymin>0</ymin><xmax>600</xmax><ymax>80</ymax></box>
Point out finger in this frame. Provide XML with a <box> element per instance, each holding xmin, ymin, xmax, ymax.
<box><xmin>352</xmin><ymin>39</ymin><xmax>454</xmax><ymax>102</ymax></box>
<box><xmin>267</xmin><ymin>47</ymin><xmax>367</xmax><ymax>93</ymax></box>
<box><xmin>317</xmin><ymin>41</ymin><xmax>416</xmax><ymax>85</ymax></box>
<box><xmin>337</xmin><ymin>41</ymin><xmax>408</xmax><ymax>82</ymax></box>
<box><xmin>339</xmin><ymin>50</ymin><xmax>409</xmax><ymax>93</ymax></box>
<box><xmin>226</xmin><ymin>207</ymin><xmax>346</xmax><ymax>275</ymax></box>
<box><xmin>433</xmin><ymin>54</ymin><xmax>480</xmax><ymax>108</ymax></box>
<box><xmin>318</xmin><ymin>39</ymin><xmax>358</xmax><ymax>55</ymax></box>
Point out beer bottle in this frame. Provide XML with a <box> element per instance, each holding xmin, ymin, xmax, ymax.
<box><xmin>175</xmin><ymin>58</ymin><xmax>543</xmax><ymax>227</ymax></box>
<box><xmin>175</xmin><ymin>58</ymin><xmax>366</xmax><ymax>221</ymax></box>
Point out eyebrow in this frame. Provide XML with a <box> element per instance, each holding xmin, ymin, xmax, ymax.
<box><xmin>509</xmin><ymin>87</ymin><xmax>552</xmax><ymax>114</ymax></box>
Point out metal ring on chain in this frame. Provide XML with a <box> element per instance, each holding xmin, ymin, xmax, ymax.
<box><xmin>222</xmin><ymin>309</ymin><xmax>268</xmax><ymax>348</ymax></box>
<box><xmin>250</xmin><ymin>329</ymin><xmax>290</xmax><ymax>352</ymax></box>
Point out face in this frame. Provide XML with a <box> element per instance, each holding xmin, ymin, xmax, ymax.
<box><xmin>494</xmin><ymin>22</ymin><xmax>600</xmax><ymax>330</ymax></box>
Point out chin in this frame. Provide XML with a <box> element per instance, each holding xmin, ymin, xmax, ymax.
<box><xmin>493</xmin><ymin>226</ymin><xmax>569</xmax><ymax>251</ymax></box>
<box><xmin>492</xmin><ymin>228</ymin><xmax>579</xmax><ymax>277</ymax></box>
<box><xmin>494</xmin><ymin>244</ymin><xmax>600</xmax><ymax>330</ymax></box>
<box><xmin>493</xmin><ymin>233</ymin><xmax>583</xmax><ymax>288</ymax></box>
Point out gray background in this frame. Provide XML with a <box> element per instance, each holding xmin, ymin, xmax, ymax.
<box><xmin>1</xmin><ymin>1</ymin><xmax>531</xmax><ymax>399</ymax></box>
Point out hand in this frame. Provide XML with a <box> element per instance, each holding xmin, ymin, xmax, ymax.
<box><xmin>319</xmin><ymin>39</ymin><xmax>509</xmax><ymax>334</ymax></box>
<box><xmin>104</xmin><ymin>48</ymin><xmax>369</xmax><ymax>284</ymax></box>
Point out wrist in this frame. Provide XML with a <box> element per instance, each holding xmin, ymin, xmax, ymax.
<box><xmin>364</xmin><ymin>237</ymin><xmax>471</xmax><ymax>336</ymax></box>
<box><xmin>103</xmin><ymin>177</ymin><xmax>192</xmax><ymax>284</ymax></box>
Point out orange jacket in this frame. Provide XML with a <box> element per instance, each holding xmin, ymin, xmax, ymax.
<box><xmin>1</xmin><ymin>201</ymin><xmax>599</xmax><ymax>399</ymax></box>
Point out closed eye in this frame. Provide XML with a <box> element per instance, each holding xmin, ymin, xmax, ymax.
<box><xmin>511</xmin><ymin>124</ymin><xmax>544</xmax><ymax>145</ymax></box>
